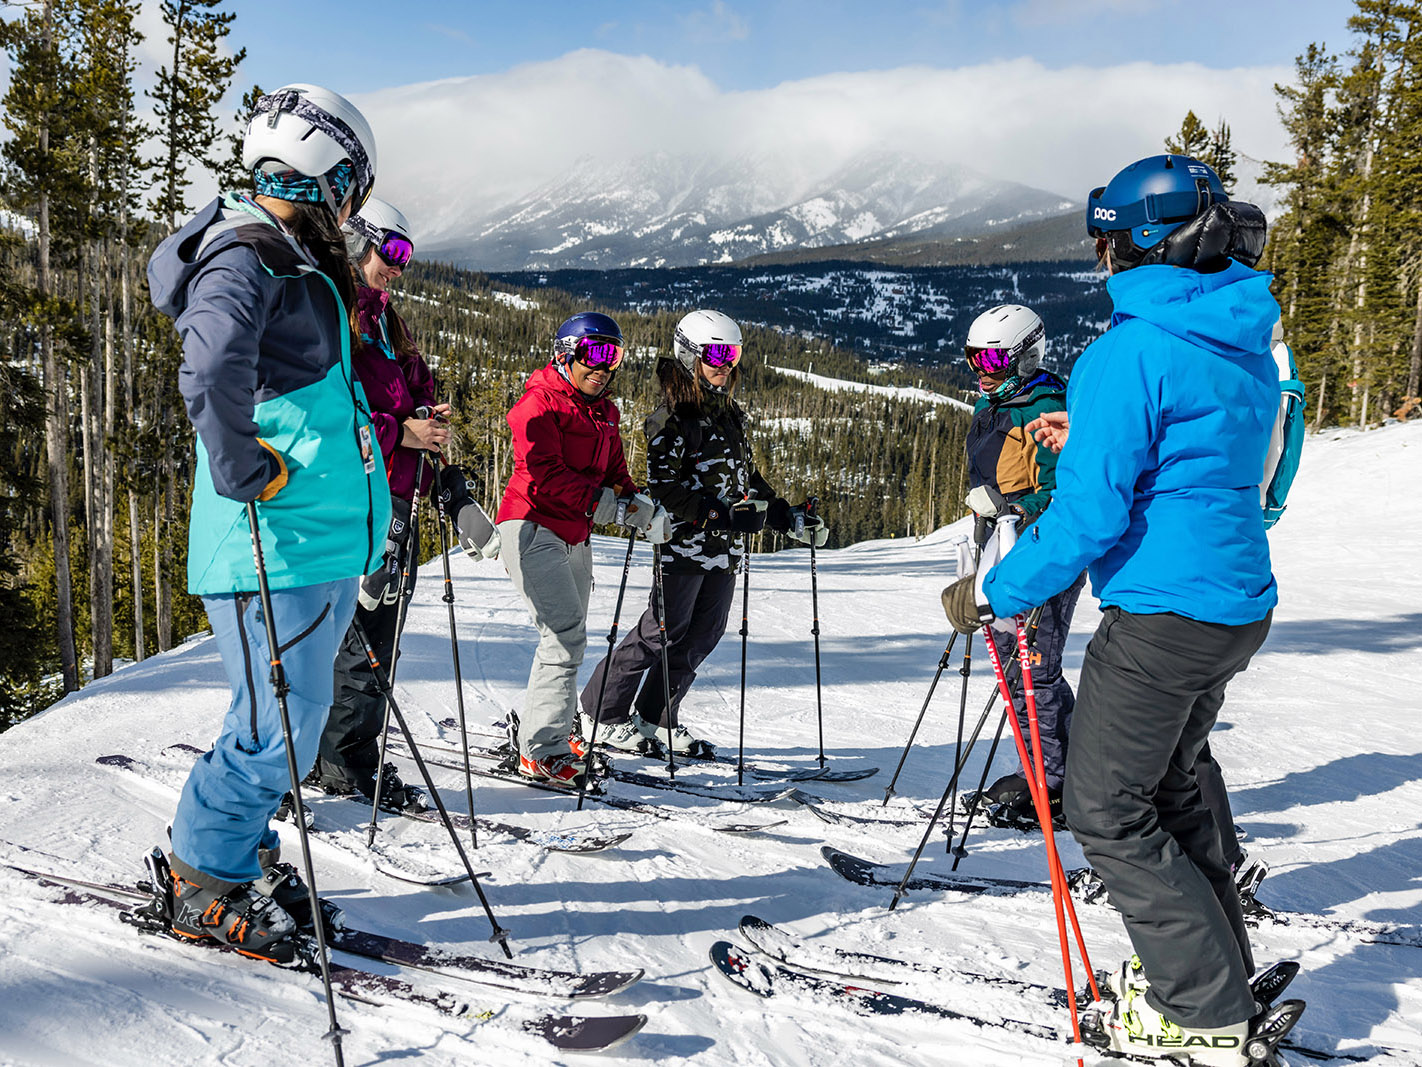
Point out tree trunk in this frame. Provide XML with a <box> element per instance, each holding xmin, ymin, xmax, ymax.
<box><xmin>1408</xmin><ymin>281</ymin><xmax>1422</xmax><ymax>401</ymax></box>
<box><xmin>156</xmin><ymin>469</ymin><xmax>172</xmax><ymax>652</ymax></box>
<box><xmin>95</xmin><ymin>236</ymin><xmax>115</xmax><ymax>678</ymax></box>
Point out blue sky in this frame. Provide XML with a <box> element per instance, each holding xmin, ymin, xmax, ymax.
<box><xmin>228</xmin><ymin>0</ymin><xmax>1357</xmax><ymax>95</ymax></box>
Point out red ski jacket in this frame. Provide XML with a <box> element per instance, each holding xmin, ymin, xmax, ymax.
<box><xmin>496</xmin><ymin>363</ymin><xmax>638</xmax><ymax>545</ymax></box>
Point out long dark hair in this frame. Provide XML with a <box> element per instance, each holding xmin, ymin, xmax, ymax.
<box><xmin>656</xmin><ymin>357</ymin><xmax>739</xmax><ymax>411</ymax></box>
<box><xmin>285</xmin><ymin>200</ymin><xmax>361</xmax><ymax>345</ymax></box>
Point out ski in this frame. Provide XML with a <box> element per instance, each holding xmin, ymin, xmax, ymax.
<box><xmin>153</xmin><ymin>743</ymin><xmax>631</xmax><ymax>856</ymax></box>
<box><xmin>3</xmin><ymin>857</ymin><xmax>643</xmax><ymax>999</ymax></box>
<box><xmin>416</xmin><ymin>750</ymin><xmax>790</xmax><ymax>835</ymax></box>
<box><xmin>5</xmin><ymin>864</ymin><xmax>646</xmax><ymax>1052</ymax></box>
<box><xmin>821</xmin><ymin>846</ymin><xmax>1422</xmax><ymax>950</ymax></box>
<box><xmin>426</xmin><ymin>718</ymin><xmax>877</xmax><ymax>784</ymax></box>
<box><xmin>727</xmin><ymin>923</ymin><xmax>1373</xmax><ymax>1065</ymax></box>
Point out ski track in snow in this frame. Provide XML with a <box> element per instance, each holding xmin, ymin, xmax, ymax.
<box><xmin>2</xmin><ymin>422</ymin><xmax>1422</xmax><ymax>1065</ymax></box>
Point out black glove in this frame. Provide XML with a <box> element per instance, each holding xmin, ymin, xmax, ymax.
<box><xmin>941</xmin><ymin>574</ymin><xmax>990</xmax><ymax>635</ymax></box>
<box><xmin>436</xmin><ymin>463</ymin><xmax>476</xmax><ymax>511</ymax></box>
<box><xmin>729</xmin><ymin>497</ymin><xmax>769</xmax><ymax>533</ymax></box>
<box><xmin>765</xmin><ymin>497</ymin><xmax>793</xmax><ymax>533</ymax></box>
<box><xmin>696</xmin><ymin>496</ymin><xmax>732</xmax><ymax>531</ymax></box>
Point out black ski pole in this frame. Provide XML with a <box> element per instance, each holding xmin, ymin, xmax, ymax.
<box><xmin>366</xmin><ymin>449</ymin><xmax>427</xmax><ymax>848</ymax></box>
<box><xmin>350</xmin><ymin>617</ymin><xmax>513</xmax><ymax>958</ymax></box>
<box><xmin>244</xmin><ymin>503</ymin><xmax>347</xmax><ymax>1066</ymax></box>
<box><xmin>949</xmin><ymin>604</ymin><xmax>1044</xmax><ymax>865</ymax></box>
<box><xmin>805</xmin><ymin>497</ymin><xmax>826</xmax><ymax>768</ymax></box>
<box><xmin>951</xmin><ymin>695</ymin><xmax>1010</xmax><ymax>866</ymax></box>
<box><xmin>736</xmin><ymin>532</ymin><xmax>752</xmax><ymax>787</ymax></box>
<box><xmin>652</xmin><ymin>543</ymin><xmax>675</xmax><ymax>778</ymax></box>
<box><xmin>577</xmin><ymin>527</ymin><xmax>638</xmax><ymax>812</ymax></box>
<box><xmin>886</xmin><ymin>669</ymin><xmax>1006</xmax><ymax>913</ymax></box>
<box><xmin>882</xmin><ymin>631</ymin><xmax>958</xmax><ymax>807</ymax></box>
<box><xmin>433</xmin><ymin>483</ymin><xmax>477</xmax><ymax>851</ymax></box>
<box><xmin>945</xmin><ymin>628</ymin><xmax>974</xmax><ymax>840</ymax></box>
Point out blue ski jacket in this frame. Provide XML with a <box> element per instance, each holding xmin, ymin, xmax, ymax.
<box><xmin>148</xmin><ymin>194</ymin><xmax>391</xmax><ymax>596</ymax></box>
<box><xmin>982</xmin><ymin>260</ymin><xmax>1280</xmax><ymax>625</ymax></box>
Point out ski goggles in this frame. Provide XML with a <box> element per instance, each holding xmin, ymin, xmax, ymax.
<box><xmin>348</xmin><ymin>215</ymin><xmax>414</xmax><ymax>267</ymax></box>
<box><xmin>699</xmin><ymin>343</ymin><xmax>742</xmax><ymax>369</ymax></box>
<box><xmin>964</xmin><ymin>344</ymin><xmax>1015</xmax><ymax>375</ymax></box>
<box><xmin>573</xmin><ymin>336</ymin><xmax>625</xmax><ymax>370</ymax></box>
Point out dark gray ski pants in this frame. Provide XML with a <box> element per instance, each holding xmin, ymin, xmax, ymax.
<box><xmin>1063</xmin><ymin>607</ymin><xmax>1271</xmax><ymax>1028</ymax></box>
<box><xmin>581</xmin><ymin>569</ymin><xmax>737</xmax><ymax>728</ymax></box>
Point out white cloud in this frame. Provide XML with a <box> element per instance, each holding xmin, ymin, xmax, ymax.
<box><xmin>352</xmin><ymin>49</ymin><xmax>1291</xmax><ymax>242</ymax></box>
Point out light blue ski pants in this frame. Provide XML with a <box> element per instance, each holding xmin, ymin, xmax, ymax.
<box><xmin>170</xmin><ymin>578</ymin><xmax>357</xmax><ymax>887</ymax></box>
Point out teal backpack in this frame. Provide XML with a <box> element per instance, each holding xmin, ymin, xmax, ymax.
<box><xmin>1260</xmin><ymin>334</ymin><xmax>1306</xmax><ymax>529</ymax></box>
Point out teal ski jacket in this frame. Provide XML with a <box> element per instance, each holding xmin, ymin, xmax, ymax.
<box><xmin>148</xmin><ymin>194</ymin><xmax>391</xmax><ymax>595</ymax></box>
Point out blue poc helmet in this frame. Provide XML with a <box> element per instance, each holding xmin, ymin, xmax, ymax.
<box><xmin>1087</xmin><ymin>155</ymin><xmax>1228</xmax><ymax>270</ymax></box>
<box><xmin>553</xmin><ymin>312</ymin><xmax>623</xmax><ymax>365</ymax></box>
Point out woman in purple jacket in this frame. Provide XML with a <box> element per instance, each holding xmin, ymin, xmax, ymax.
<box><xmin>308</xmin><ymin>197</ymin><xmax>446</xmax><ymax>810</ymax></box>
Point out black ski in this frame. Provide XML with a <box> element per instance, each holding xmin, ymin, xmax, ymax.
<box><xmin>152</xmin><ymin>743</ymin><xmax>631</xmax><ymax>855</ymax></box>
<box><xmin>4</xmin><ymin>854</ymin><xmax>641</xmax><ymax>999</ymax></box>
<box><xmin>821</xmin><ymin>846</ymin><xmax>1422</xmax><ymax>950</ymax></box>
<box><xmin>7</xmin><ymin>864</ymin><xmax>646</xmax><ymax>1052</ymax></box>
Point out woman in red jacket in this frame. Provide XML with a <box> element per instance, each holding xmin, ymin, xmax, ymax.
<box><xmin>496</xmin><ymin>312</ymin><xmax>659</xmax><ymax>788</ymax></box>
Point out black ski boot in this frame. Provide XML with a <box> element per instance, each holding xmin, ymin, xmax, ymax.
<box><xmin>273</xmin><ymin>791</ymin><xmax>316</xmax><ymax>829</ymax></box>
<box><xmin>371</xmin><ymin>762</ymin><xmax>429</xmax><ymax>815</ymax></box>
<box><xmin>1233</xmin><ymin>850</ymin><xmax>1274</xmax><ymax>921</ymax></box>
<box><xmin>139</xmin><ymin>848</ymin><xmax>304</xmax><ymax>965</ymax></box>
<box><xmin>254</xmin><ymin>849</ymin><xmax>344</xmax><ymax>935</ymax></box>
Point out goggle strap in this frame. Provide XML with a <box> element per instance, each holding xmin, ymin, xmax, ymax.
<box><xmin>253</xmin><ymin>91</ymin><xmax>373</xmax><ymax>204</ymax></box>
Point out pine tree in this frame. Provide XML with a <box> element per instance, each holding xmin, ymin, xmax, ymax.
<box><xmin>1164</xmin><ymin>110</ymin><xmax>1211</xmax><ymax>158</ymax></box>
<box><xmin>1207</xmin><ymin>119</ymin><xmax>1237</xmax><ymax>189</ymax></box>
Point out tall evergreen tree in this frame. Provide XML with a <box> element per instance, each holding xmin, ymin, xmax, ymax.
<box><xmin>1165</xmin><ymin>110</ymin><xmax>1211</xmax><ymax>157</ymax></box>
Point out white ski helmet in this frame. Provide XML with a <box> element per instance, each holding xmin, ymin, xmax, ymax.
<box><xmin>242</xmin><ymin>84</ymin><xmax>377</xmax><ymax>217</ymax></box>
<box><xmin>964</xmin><ymin>304</ymin><xmax>1046</xmax><ymax>380</ymax></box>
<box><xmin>673</xmin><ymin>309</ymin><xmax>743</xmax><ymax>376</ymax></box>
<box><xmin>344</xmin><ymin>197</ymin><xmax>413</xmax><ymax>262</ymax></box>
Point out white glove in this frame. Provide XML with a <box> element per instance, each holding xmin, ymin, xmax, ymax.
<box><xmin>591</xmin><ymin>486</ymin><xmax>619</xmax><ymax>524</ymax></box>
<box><xmin>965</xmin><ymin>484</ymin><xmax>1008</xmax><ymax>518</ymax></box>
<box><xmin>786</xmin><ymin>505</ymin><xmax>828</xmax><ymax>548</ymax></box>
<box><xmin>620</xmin><ymin>491</ymin><xmax>657</xmax><ymax>533</ymax></box>
<box><xmin>451</xmin><ymin>499</ymin><xmax>501</xmax><ymax>561</ymax></box>
<box><xmin>645</xmin><ymin>505</ymin><xmax>673</xmax><ymax>545</ymax></box>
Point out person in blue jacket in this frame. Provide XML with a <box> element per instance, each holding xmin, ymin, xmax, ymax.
<box><xmin>146</xmin><ymin>84</ymin><xmax>389</xmax><ymax>963</ymax></box>
<box><xmin>943</xmin><ymin>155</ymin><xmax>1279</xmax><ymax>1066</ymax></box>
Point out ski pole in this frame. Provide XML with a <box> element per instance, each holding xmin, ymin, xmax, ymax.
<box><xmin>804</xmin><ymin>497</ymin><xmax>826</xmax><ymax>768</ymax></box>
<box><xmin>577</xmin><ymin>527</ymin><xmax>638</xmax><ymax>812</ymax></box>
<box><xmin>245</xmin><ymin>503</ymin><xmax>347</xmax><ymax>1067</ymax></box>
<box><xmin>652</xmin><ymin>543</ymin><xmax>675</xmax><ymax>778</ymax></box>
<box><xmin>887</xmin><ymin>666</ymin><xmax>1009</xmax><ymax>912</ymax></box>
<box><xmin>882</xmin><ymin>632</ymin><xmax>957</xmax><ymax>806</ymax></box>
<box><xmin>736</xmin><ymin>532</ymin><xmax>752</xmax><ymax>787</ymax></box>
<box><xmin>366</xmin><ymin>449</ymin><xmax>428</xmax><ymax>848</ymax></box>
<box><xmin>946</xmin><ymin>629</ymin><xmax>974</xmax><ymax>839</ymax></box>
<box><xmin>433</xmin><ymin>479</ymin><xmax>477</xmax><ymax>851</ymax></box>
<box><xmin>350</xmin><ymin>617</ymin><xmax>514</xmax><ymax>959</ymax></box>
<box><xmin>950</xmin><ymin>604</ymin><xmax>1044</xmax><ymax>863</ymax></box>
<box><xmin>979</xmin><ymin>615</ymin><xmax>1098</xmax><ymax>1060</ymax></box>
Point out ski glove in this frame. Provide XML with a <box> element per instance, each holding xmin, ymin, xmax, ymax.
<box><xmin>255</xmin><ymin>438</ymin><xmax>288</xmax><ymax>502</ymax></box>
<box><xmin>729</xmin><ymin>497</ymin><xmax>769</xmax><ymax>534</ymax></box>
<box><xmin>965</xmin><ymin>485</ymin><xmax>1008</xmax><ymax>519</ymax></box>
<box><xmin>765</xmin><ymin>497</ymin><xmax>794</xmax><ymax>533</ymax></box>
<box><xmin>942</xmin><ymin>573</ymin><xmax>992</xmax><ymax>634</ymax></box>
<box><xmin>696</xmin><ymin>496</ymin><xmax>733</xmax><ymax>531</ymax></box>
<box><xmin>620</xmin><ymin>492</ymin><xmax>657</xmax><ymax>533</ymax></box>
<box><xmin>437</xmin><ymin>465</ymin><xmax>500</xmax><ymax>560</ymax></box>
<box><xmin>785</xmin><ymin>501</ymin><xmax>828</xmax><ymax>548</ymax></box>
<box><xmin>591</xmin><ymin>486</ymin><xmax>620</xmax><ymax>524</ymax></box>
<box><xmin>645</xmin><ymin>505</ymin><xmax>673</xmax><ymax>545</ymax></box>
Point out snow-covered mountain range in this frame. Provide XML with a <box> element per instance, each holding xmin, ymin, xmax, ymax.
<box><xmin>423</xmin><ymin>149</ymin><xmax>1074</xmax><ymax>270</ymax></box>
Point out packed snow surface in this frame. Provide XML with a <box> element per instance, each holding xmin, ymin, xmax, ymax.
<box><xmin>2</xmin><ymin>422</ymin><xmax>1421</xmax><ymax>1065</ymax></box>
<box><xmin>766</xmin><ymin>364</ymin><xmax>974</xmax><ymax>412</ymax></box>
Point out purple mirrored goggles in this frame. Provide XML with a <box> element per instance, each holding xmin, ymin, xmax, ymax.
<box><xmin>699</xmin><ymin>343</ymin><xmax>741</xmax><ymax>369</ymax></box>
<box><xmin>574</xmin><ymin>337</ymin><xmax>625</xmax><ymax>370</ymax></box>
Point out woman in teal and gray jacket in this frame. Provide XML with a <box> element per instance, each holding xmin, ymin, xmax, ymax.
<box><xmin>146</xmin><ymin>84</ymin><xmax>389</xmax><ymax>963</ymax></box>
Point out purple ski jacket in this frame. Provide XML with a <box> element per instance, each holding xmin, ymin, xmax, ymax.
<box><xmin>352</xmin><ymin>285</ymin><xmax>436</xmax><ymax>502</ymax></box>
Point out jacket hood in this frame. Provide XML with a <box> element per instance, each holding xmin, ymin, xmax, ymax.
<box><xmin>147</xmin><ymin>194</ymin><xmax>302</xmax><ymax>319</ymax></box>
<box><xmin>1107</xmin><ymin>260</ymin><xmax>1279</xmax><ymax>360</ymax></box>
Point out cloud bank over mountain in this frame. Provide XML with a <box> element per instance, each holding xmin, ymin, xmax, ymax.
<box><xmin>351</xmin><ymin>48</ymin><xmax>1290</xmax><ymax>262</ymax></box>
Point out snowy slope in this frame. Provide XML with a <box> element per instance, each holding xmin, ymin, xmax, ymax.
<box><xmin>2</xmin><ymin>422</ymin><xmax>1421</xmax><ymax>1066</ymax></box>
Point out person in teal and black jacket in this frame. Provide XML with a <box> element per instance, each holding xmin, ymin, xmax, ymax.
<box><xmin>942</xmin><ymin>155</ymin><xmax>1279</xmax><ymax>1066</ymax></box>
<box><xmin>961</xmin><ymin>304</ymin><xmax>1085</xmax><ymax>828</ymax></box>
<box><xmin>146</xmin><ymin>85</ymin><xmax>390</xmax><ymax>963</ymax></box>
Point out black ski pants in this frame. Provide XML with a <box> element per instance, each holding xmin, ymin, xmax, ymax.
<box><xmin>986</xmin><ymin>570</ymin><xmax>1085</xmax><ymax>791</ymax></box>
<box><xmin>581</xmin><ymin>569</ymin><xmax>737</xmax><ymax>728</ymax></box>
<box><xmin>1062</xmin><ymin>607</ymin><xmax>1270</xmax><ymax>1029</ymax></box>
<box><xmin>318</xmin><ymin>501</ymin><xmax>419</xmax><ymax>791</ymax></box>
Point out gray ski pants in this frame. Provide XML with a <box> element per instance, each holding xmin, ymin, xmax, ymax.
<box><xmin>499</xmin><ymin>519</ymin><xmax>593</xmax><ymax>760</ymax></box>
<box><xmin>1063</xmin><ymin>607</ymin><xmax>1271</xmax><ymax>1029</ymax></box>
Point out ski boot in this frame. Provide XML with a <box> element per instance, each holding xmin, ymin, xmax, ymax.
<box><xmin>1079</xmin><ymin>984</ymin><xmax>1253</xmax><ymax>1066</ymax></box>
<box><xmin>1233</xmin><ymin>850</ymin><xmax>1274</xmax><ymax>921</ymax></box>
<box><xmin>662</xmin><ymin>724</ymin><xmax>715</xmax><ymax>759</ymax></box>
<box><xmin>518</xmin><ymin>752</ymin><xmax>593</xmax><ymax>789</ymax></box>
<box><xmin>131</xmin><ymin>848</ymin><xmax>309</xmax><ymax>967</ymax></box>
<box><xmin>581</xmin><ymin>714</ymin><xmax>662</xmax><ymax>757</ymax></box>
<box><xmin>254</xmin><ymin>852</ymin><xmax>345</xmax><ymax>936</ymax></box>
<box><xmin>370</xmin><ymin>762</ymin><xmax>428</xmax><ymax>815</ymax></box>
<box><xmin>273</xmin><ymin>790</ymin><xmax>316</xmax><ymax>829</ymax></box>
<box><xmin>1065</xmin><ymin>865</ymin><xmax>1110</xmax><ymax>905</ymax></box>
